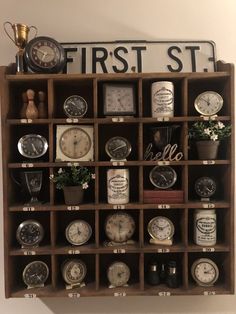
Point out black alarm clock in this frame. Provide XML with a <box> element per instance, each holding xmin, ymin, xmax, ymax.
<box><xmin>24</xmin><ymin>36</ymin><xmax>65</xmax><ymax>73</ymax></box>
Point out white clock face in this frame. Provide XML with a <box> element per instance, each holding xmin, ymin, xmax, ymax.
<box><xmin>104</xmin><ymin>84</ymin><xmax>135</xmax><ymax>115</ymax></box>
<box><xmin>56</xmin><ymin>125</ymin><xmax>94</xmax><ymax>161</ymax></box>
<box><xmin>191</xmin><ymin>258</ymin><xmax>219</xmax><ymax>286</ymax></box>
<box><xmin>65</xmin><ymin>220</ymin><xmax>92</xmax><ymax>246</ymax></box>
<box><xmin>194</xmin><ymin>91</ymin><xmax>223</xmax><ymax>116</ymax></box>
<box><xmin>148</xmin><ymin>216</ymin><xmax>175</xmax><ymax>241</ymax></box>
<box><xmin>62</xmin><ymin>259</ymin><xmax>87</xmax><ymax>284</ymax></box>
<box><xmin>107</xmin><ymin>261</ymin><xmax>130</xmax><ymax>287</ymax></box>
<box><xmin>105</xmin><ymin>212</ymin><xmax>135</xmax><ymax>243</ymax></box>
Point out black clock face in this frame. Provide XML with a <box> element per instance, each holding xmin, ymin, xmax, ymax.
<box><xmin>23</xmin><ymin>261</ymin><xmax>49</xmax><ymax>287</ymax></box>
<box><xmin>16</xmin><ymin>220</ymin><xmax>44</xmax><ymax>247</ymax></box>
<box><xmin>195</xmin><ymin>177</ymin><xmax>216</xmax><ymax>198</ymax></box>
<box><xmin>63</xmin><ymin>95</ymin><xmax>88</xmax><ymax>118</ymax></box>
<box><xmin>105</xmin><ymin>136</ymin><xmax>131</xmax><ymax>160</ymax></box>
<box><xmin>24</xmin><ymin>36</ymin><xmax>65</xmax><ymax>73</ymax></box>
<box><xmin>17</xmin><ymin>134</ymin><xmax>48</xmax><ymax>159</ymax></box>
<box><xmin>149</xmin><ymin>166</ymin><xmax>177</xmax><ymax>189</ymax></box>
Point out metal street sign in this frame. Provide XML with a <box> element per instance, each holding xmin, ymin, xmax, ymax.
<box><xmin>61</xmin><ymin>40</ymin><xmax>216</xmax><ymax>74</ymax></box>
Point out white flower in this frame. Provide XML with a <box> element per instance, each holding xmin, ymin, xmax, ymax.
<box><xmin>204</xmin><ymin>128</ymin><xmax>211</xmax><ymax>136</ymax></box>
<box><xmin>218</xmin><ymin>122</ymin><xmax>225</xmax><ymax>129</ymax></box>
<box><xmin>49</xmin><ymin>174</ymin><xmax>54</xmax><ymax>179</ymax></box>
<box><xmin>58</xmin><ymin>168</ymin><xmax>63</xmax><ymax>174</ymax></box>
<box><xmin>210</xmin><ymin>134</ymin><xmax>218</xmax><ymax>141</ymax></box>
<box><xmin>91</xmin><ymin>173</ymin><xmax>96</xmax><ymax>179</ymax></box>
<box><xmin>82</xmin><ymin>182</ymin><xmax>89</xmax><ymax>189</ymax></box>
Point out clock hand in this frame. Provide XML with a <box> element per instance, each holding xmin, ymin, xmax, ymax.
<box><xmin>159</xmin><ymin>174</ymin><xmax>168</xmax><ymax>182</ymax></box>
<box><xmin>113</xmin><ymin>144</ymin><xmax>127</xmax><ymax>151</ymax></box>
<box><xmin>200</xmin><ymin>97</ymin><xmax>210</xmax><ymax>106</ymax></box>
<box><xmin>31</xmin><ymin>143</ymin><xmax>39</xmax><ymax>154</ymax></box>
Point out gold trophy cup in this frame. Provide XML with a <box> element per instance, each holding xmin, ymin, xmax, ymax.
<box><xmin>3</xmin><ymin>22</ymin><xmax>37</xmax><ymax>73</ymax></box>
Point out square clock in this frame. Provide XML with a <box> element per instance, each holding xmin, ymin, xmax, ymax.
<box><xmin>103</xmin><ymin>83</ymin><xmax>136</xmax><ymax>116</ymax></box>
<box><xmin>56</xmin><ymin>125</ymin><xmax>94</xmax><ymax>161</ymax></box>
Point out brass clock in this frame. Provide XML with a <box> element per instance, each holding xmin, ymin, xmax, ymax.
<box><xmin>56</xmin><ymin>125</ymin><xmax>94</xmax><ymax>161</ymax></box>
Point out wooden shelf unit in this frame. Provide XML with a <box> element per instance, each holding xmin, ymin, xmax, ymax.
<box><xmin>0</xmin><ymin>60</ymin><xmax>234</xmax><ymax>298</ymax></box>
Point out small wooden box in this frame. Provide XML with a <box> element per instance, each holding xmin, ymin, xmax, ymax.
<box><xmin>143</xmin><ymin>189</ymin><xmax>184</xmax><ymax>204</ymax></box>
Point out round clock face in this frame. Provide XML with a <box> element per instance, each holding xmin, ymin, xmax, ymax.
<box><xmin>194</xmin><ymin>91</ymin><xmax>223</xmax><ymax>116</ymax></box>
<box><xmin>59</xmin><ymin>127</ymin><xmax>92</xmax><ymax>159</ymax></box>
<box><xmin>148</xmin><ymin>216</ymin><xmax>175</xmax><ymax>241</ymax></box>
<box><xmin>63</xmin><ymin>95</ymin><xmax>88</xmax><ymax>118</ymax></box>
<box><xmin>107</xmin><ymin>261</ymin><xmax>130</xmax><ymax>287</ymax></box>
<box><xmin>17</xmin><ymin>134</ymin><xmax>48</xmax><ymax>159</ymax></box>
<box><xmin>22</xmin><ymin>261</ymin><xmax>49</xmax><ymax>288</ymax></box>
<box><xmin>104</xmin><ymin>84</ymin><xmax>135</xmax><ymax>115</ymax></box>
<box><xmin>16</xmin><ymin>220</ymin><xmax>44</xmax><ymax>247</ymax></box>
<box><xmin>24</xmin><ymin>36</ymin><xmax>65</xmax><ymax>73</ymax></box>
<box><xmin>105</xmin><ymin>136</ymin><xmax>132</xmax><ymax>160</ymax></box>
<box><xmin>65</xmin><ymin>220</ymin><xmax>92</xmax><ymax>246</ymax></box>
<box><xmin>149</xmin><ymin>166</ymin><xmax>177</xmax><ymax>189</ymax></box>
<box><xmin>62</xmin><ymin>259</ymin><xmax>87</xmax><ymax>285</ymax></box>
<box><xmin>191</xmin><ymin>258</ymin><xmax>219</xmax><ymax>286</ymax></box>
<box><xmin>195</xmin><ymin>176</ymin><xmax>217</xmax><ymax>199</ymax></box>
<box><xmin>105</xmin><ymin>212</ymin><xmax>135</xmax><ymax>243</ymax></box>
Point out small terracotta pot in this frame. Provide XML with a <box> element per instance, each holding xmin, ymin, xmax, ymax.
<box><xmin>63</xmin><ymin>186</ymin><xmax>84</xmax><ymax>205</ymax></box>
<box><xmin>196</xmin><ymin>140</ymin><xmax>220</xmax><ymax>160</ymax></box>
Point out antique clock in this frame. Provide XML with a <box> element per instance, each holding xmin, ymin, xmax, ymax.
<box><xmin>62</xmin><ymin>259</ymin><xmax>87</xmax><ymax>289</ymax></box>
<box><xmin>56</xmin><ymin>125</ymin><xmax>94</xmax><ymax>161</ymax></box>
<box><xmin>194</xmin><ymin>91</ymin><xmax>223</xmax><ymax>116</ymax></box>
<box><xmin>65</xmin><ymin>220</ymin><xmax>92</xmax><ymax>246</ymax></box>
<box><xmin>104</xmin><ymin>212</ymin><xmax>135</xmax><ymax>245</ymax></box>
<box><xmin>105</xmin><ymin>136</ymin><xmax>132</xmax><ymax>161</ymax></box>
<box><xmin>191</xmin><ymin>258</ymin><xmax>219</xmax><ymax>286</ymax></box>
<box><xmin>147</xmin><ymin>216</ymin><xmax>175</xmax><ymax>245</ymax></box>
<box><xmin>16</xmin><ymin>220</ymin><xmax>44</xmax><ymax>248</ymax></box>
<box><xmin>103</xmin><ymin>83</ymin><xmax>136</xmax><ymax>116</ymax></box>
<box><xmin>24</xmin><ymin>36</ymin><xmax>65</xmax><ymax>73</ymax></box>
<box><xmin>194</xmin><ymin>176</ymin><xmax>217</xmax><ymax>201</ymax></box>
<box><xmin>22</xmin><ymin>261</ymin><xmax>49</xmax><ymax>289</ymax></box>
<box><xmin>149</xmin><ymin>166</ymin><xmax>177</xmax><ymax>189</ymax></box>
<box><xmin>17</xmin><ymin>134</ymin><xmax>48</xmax><ymax>159</ymax></box>
<box><xmin>107</xmin><ymin>261</ymin><xmax>130</xmax><ymax>288</ymax></box>
<box><xmin>63</xmin><ymin>95</ymin><xmax>88</xmax><ymax>118</ymax></box>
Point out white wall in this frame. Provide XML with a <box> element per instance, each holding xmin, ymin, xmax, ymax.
<box><xmin>0</xmin><ymin>0</ymin><xmax>235</xmax><ymax>313</ymax></box>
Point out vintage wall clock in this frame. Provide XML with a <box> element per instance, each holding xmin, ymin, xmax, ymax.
<box><xmin>103</xmin><ymin>83</ymin><xmax>136</xmax><ymax>116</ymax></box>
<box><xmin>17</xmin><ymin>134</ymin><xmax>48</xmax><ymax>159</ymax></box>
<box><xmin>24</xmin><ymin>36</ymin><xmax>65</xmax><ymax>73</ymax></box>
<box><xmin>56</xmin><ymin>125</ymin><xmax>94</xmax><ymax>161</ymax></box>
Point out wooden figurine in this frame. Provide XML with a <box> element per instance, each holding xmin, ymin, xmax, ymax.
<box><xmin>38</xmin><ymin>91</ymin><xmax>47</xmax><ymax>118</ymax></box>
<box><xmin>26</xmin><ymin>89</ymin><xmax>38</xmax><ymax>119</ymax></box>
<box><xmin>19</xmin><ymin>92</ymin><xmax>28</xmax><ymax>118</ymax></box>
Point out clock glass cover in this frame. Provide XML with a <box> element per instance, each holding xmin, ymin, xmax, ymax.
<box><xmin>194</xmin><ymin>91</ymin><xmax>223</xmax><ymax>116</ymax></box>
<box><xmin>148</xmin><ymin>216</ymin><xmax>175</xmax><ymax>241</ymax></box>
<box><xmin>63</xmin><ymin>95</ymin><xmax>88</xmax><ymax>118</ymax></box>
<box><xmin>105</xmin><ymin>136</ymin><xmax>131</xmax><ymax>160</ymax></box>
<box><xmin>105</xmin><ymin>212</ymin><xmax>135</xmax><ymax>243</ymax></box>
<box><xmin>65</xmin><ymin>220</ymin><xmax>92</xmax><ymax>246</ymax></box>
<box><xmin>149</xmin><ymin>165</ymin><xmax>177</xmax><ymax>189</ymax></box>
<box><xmin>103</xmin><ymin>84</ymin><xmax>136</xmax><ymax>116</ymax></box>
<box><xmin>18</xmin><ymin>134</ymin><xmax>48</xmax><ymax>159</ymax></box>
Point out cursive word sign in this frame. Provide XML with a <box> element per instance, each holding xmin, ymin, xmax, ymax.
<box><xmin>144</xmin><ymin>143</ymin><xmax>183</xmax><ymax>161</ymax></box>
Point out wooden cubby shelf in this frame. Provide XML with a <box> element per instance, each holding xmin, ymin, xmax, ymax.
<box><xmin>1</xmin><ymin>60</ymin><xmax>234</xmax><ymax>298</ymax></box>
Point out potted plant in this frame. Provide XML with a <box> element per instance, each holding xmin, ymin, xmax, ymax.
<box><xmin>188</xmin><ymin>120</ymin><xmax>231</xmax><ymax>159</ymax></box>
<box><xmin>49</xmin><ymin>166</ymin><xmax>95</xmax><ymax>205</ymax></box>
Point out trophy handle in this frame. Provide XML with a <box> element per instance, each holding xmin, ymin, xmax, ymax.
<box><xmin>3</xmin><ymin>21</ymin><xmax>15</xmax><ymax>45</ymax></box>
<box><xmin>29</xmin><ymin>25</ymin><xmax>38</xmax><ymax>39</ymax></box>
<box><xmin>10</xmin><ymin>172</ymin><xmax>21</xmax><ymax>187</ymax></box>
